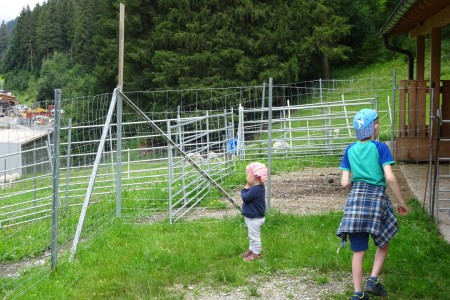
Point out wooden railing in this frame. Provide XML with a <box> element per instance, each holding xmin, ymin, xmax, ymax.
<box><xmin>396</xmin><ymin>80</ymin><xmax>450</xmax><ymax>161</ymax></box>
<box><xmin>398</xmin><ymin>80</ymin><xmax>428</xmax><ymax>137</ymax></box>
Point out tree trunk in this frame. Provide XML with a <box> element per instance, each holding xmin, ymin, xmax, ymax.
<box><xmin>322</xmin><ymin>53</ymin><xmax>330</xmax><ymax>80</ymax></box>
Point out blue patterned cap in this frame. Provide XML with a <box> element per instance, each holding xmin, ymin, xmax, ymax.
<box><xmin>353</xmin><ymin>109</ymin><xmax>378</xmax><ymax>140</ymax></box>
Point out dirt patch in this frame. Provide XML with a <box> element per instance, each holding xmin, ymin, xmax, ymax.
<box><xmin>269</xmin><ymin>165</ymin><xmax>414</xmax><ymax>214</ymax></box>
<box><xmin>268</xmin><ymin>167</ymin><xmax>347</xmax><ymax>214</ymax></box>
<box><xmin>183</xmin><ymin>165</ymin><xmax>414</xmax><ymax>220</ymax></box>
<box><xmin>0</xmin><ymin>252</ymin><xmax>49</xmax><ymax>279</ymax></box>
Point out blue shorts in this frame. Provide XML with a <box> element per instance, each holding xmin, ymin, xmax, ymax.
<box><xmin>349</xmin><ymin>232</ymin><xmax>370</xmax><ymax>252</ymax></box>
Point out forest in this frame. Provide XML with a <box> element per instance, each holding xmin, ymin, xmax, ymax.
<box><xmin>0</xmin><ymin>0</ymin><xmax>415</xmax><ymax>109</ymax></box>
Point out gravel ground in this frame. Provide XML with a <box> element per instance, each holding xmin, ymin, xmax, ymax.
<box><xmin>170</xmin><ymin>269</ymin><xmax>351</xmax><ymax>300</ymax></box>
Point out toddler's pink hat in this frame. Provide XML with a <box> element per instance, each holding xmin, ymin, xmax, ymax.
<box><xmin>246</xmin><ymin>162</ymin><xmax>268</xmax><ymax>182</ymax></box>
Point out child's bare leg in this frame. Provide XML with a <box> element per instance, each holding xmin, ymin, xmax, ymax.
<box><xmin>370</xmin><ymin>243</ymin><xmax>389</xmax><ymax>277</ymax></box>
<box><xmin>352</xmin><ymin>250</ymin><xmax>366</xmax><ymax>291</ymax></box>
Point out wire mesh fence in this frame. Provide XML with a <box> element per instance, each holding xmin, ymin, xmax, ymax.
<box><xmin>0</xmin><ymin>77</ymin><xmax>412</xmax><ymax>298</ymax></box>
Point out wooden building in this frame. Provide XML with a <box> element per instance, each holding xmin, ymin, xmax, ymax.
<box><xmin>0</xmin><ymin>92</ymin><xmax>19</xmax><ymax>107</ymax></box>
<box><xmin>379</xmin><ymin>0</ymin><xmax>450</xmax><ymax>161</ymax></box>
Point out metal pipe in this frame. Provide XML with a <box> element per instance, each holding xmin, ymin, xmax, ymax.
<box><xmin>383</xmin><ymin>34</ymin><xmax>414</xmax><ymax>80</ymax></box>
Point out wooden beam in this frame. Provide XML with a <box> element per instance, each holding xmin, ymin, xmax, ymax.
<box><xmin>399</xmin><ymin>81</ymin><xmax>407</xmax><ymax>136</ymax></box>
<box><xmin>442</xmin><ymin>81</ymin><xmax>450</xmax><ymax>137</ymax></box>
<box><xmin>417</xmin><ymin>80</ymin><xmax>427</xmax><ymax>137</ymax></box>
<box><xmin>416</xmin><ymin>35</ymin><xmax>425</xmax><ymax>81</ymax></box>
<box><xmin>430</xmin><ymin>27</ymin><xmax>441</xmax><ymax>133</ymax></box>
<box><xmin>118</xmin><ymin>3</ymin><xmax>125</xmax><ymax>90</ymax></box>
<box><xmin>409</xmin><ymin>5</ymin><xmax>450</xmax><ymax>38</ymax></box>
<box><xmin>408</xmin><ymin>80</ymin><xmax>418</xmax><ymax>136</ymax></box>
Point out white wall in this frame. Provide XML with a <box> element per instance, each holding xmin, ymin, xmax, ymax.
<box><xmin>0</xmin><ymin>142</ymin><xmax>22</xmax><ymax>175</ymax></box>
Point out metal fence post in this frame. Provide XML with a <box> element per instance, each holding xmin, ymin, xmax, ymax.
<box><xmin>167</xmin><ymin>119</ymin><xmax>173</xmax><ymax>223</ymax></box>
<box><xmin>391</xmin><ymin>70</ymin><xmax>396</xmax><ymax>151</ymax></box>
<box><xmin>65</xmin><ymin>119</ymin><xmax>72</xmax><ymax>207</ymax></box>
<box><xmin>267</xmin><ymin>78</ymin><xmax>273</xmax><ymax>211</ymax></box>
<box><xmin>50</xmin><ymin>88</ymin><xmax>62</xmax><ymax>271</ymax></box>
<box><xmin>116</xmin><ymin>89</ymin><xmax>123</xmax><ymax>218</ymax></box>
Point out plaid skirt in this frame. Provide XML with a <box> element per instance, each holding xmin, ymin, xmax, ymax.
<box><xmin>336</xmin><ymin>181</ymin><xmax>398</xmax><ymax>248</ymax></box>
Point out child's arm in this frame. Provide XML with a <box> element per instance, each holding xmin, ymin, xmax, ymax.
<box><xmin>241</xmin><ymin>184</ymin><xmax>261</xmax><ymax>203</ymax></box>
<box><xmin>383</xmin><ymin>164</ymin><xmax>409</xmax><ymax>215</ymax></box>
<box><xmin>341</xmin><ymin>170</ymin><xmax>351</xmax><ymax>188</ymax></box>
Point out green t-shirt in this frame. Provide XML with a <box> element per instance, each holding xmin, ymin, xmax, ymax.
<box><xmin>340</xmin><ymin>140</ymin><xmax>395</xmax><ymax>187</ymax></box>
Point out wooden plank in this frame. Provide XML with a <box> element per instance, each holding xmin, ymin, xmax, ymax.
<box><xmin>399</xmin><ymin>80</ymin><xmax>407</xmax><ymax>137</ymax></box>
<box><xmin>430</xmin><ymin>28</ymin><xmax>441</xmax><ymax>135</ymax></box>
<box><xmin>395</xmin><ymin>136</ymin><xmax>450</xmax><ymax>162</ymax></box>
<box><xmin>441</xmin><ymin>80</ymin><xmax>450</xmax><ymax>137</ymax></box>
<box><xmin>409</xmin><ymin>5</ymin><xmax>450</xmax><ymax>38</ymax></box>
<box><xmin>416</xmin><ymin>36</ymin><xmax>425</xmax><ymax>81</ymax></box>
<box><xmin>417</xmin><ymin>80</ymin><xmax>427</xmax><ymax>137</ymax></box>
<box><xmin>431</xmin><ymin>27</ymin><xmax>441</xmax><ymax>140</ymax></box>
<box><xmin>408</xmin><ymin>80</ymin><xmax>417</xmax><ymax>136</ymax></box>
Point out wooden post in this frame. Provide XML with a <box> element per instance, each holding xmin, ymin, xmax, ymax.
<box><xmin>118</xmin><ymin>3</ymin><xmax>125</xmax><ymax>90</ymax></box>
<box><xmin>398</xmin><ymin>81</ymin><xmax>407</xmax><ymax>136</ymax></box>
<box><xmin>442</xmin><ymin>80</ymin><xmax>450</xmax><ymax>137</ymax></box>
<box><xmin>430</xmin><ymin>27</ymin><xmax>441</xmax><ymax>139</ymax></box>
<box><xmin>416</xmin><ymin>35</ymin><xmax>425</xmax><ymax>81</ymax></box>
<box><xmin>417</xmin><ymin>80</ymin><xmax>427</xmax><ymax>137</ymax></box>
<box><xmin>408</xmin><ymin>80</ymin><xmax>417</xmax><ymax>136</ymax></box>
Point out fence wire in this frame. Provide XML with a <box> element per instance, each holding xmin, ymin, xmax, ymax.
<box><xmin>0</xmin><ymin>78</ymin><xmax>399</xmax><ymax>298</ymax></box>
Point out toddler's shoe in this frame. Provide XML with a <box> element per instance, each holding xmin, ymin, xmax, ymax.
<box><xmin>240</xmin><ymin>249</ymin><xmax>253</xmax><ymax>258</ymax></box>
<box><xmin>365</xmin><ymin>278</ymin><xmax>388</xmax><ymax>296</ymax></box>
<box><xmin>351</xmin><ymin>292</ymin><xmax>369</xmax><ymax>300</ymax></box>
<box><xmin>243</xmin><ymin>252</ymin><xmax>261</xmax><ymax>261</ymax></box>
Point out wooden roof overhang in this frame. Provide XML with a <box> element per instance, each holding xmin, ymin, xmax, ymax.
<box><xmin>379</xmin><ymin>0</ymin><xmax>450</xmax><ymax>38</ymax></box>
<box><xmin>378</xmin><ymin>0</ymin><xmax>450</xmax><ymax>161</ymax></box>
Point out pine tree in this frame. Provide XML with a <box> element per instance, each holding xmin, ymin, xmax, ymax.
<box><xmin>0</xmin><ymin>22</ymin><xmax>9</xmax><ymax>61</ymax></box>
<box><xmin>57</xmin><ymin>0</ymin><xmax>75</xmax><ymax>53</ymax></box>
<box><xmin>36</xmin><ymin>0</ymin><xmax>63</xmax><ymax>60</ymax></box>
<box><xmin>305</xmin><ymin>1</ymin><xmax>352</xmax><ymax>79</ymax></box>
<box><xmin>91</xmin><ymin>0</ymin><xmax>120</xmax><ymax>93</ymax></box>
<box><xmin>72</xmin><ymin>0</ymin><xmax>97</xmax><ymax>69</ymax></box>
<box><xmin>4</xmin><ymin>7</ymin><xmax>33</xmax><ymax>70</ymax></box>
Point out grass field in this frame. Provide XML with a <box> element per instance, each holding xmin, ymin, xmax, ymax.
<box><xmin>3</xmin><ymin>199</ymin><xmax>449</xmax><ymax>299</ymax></box>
